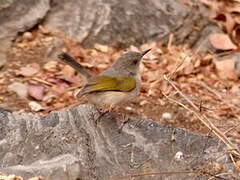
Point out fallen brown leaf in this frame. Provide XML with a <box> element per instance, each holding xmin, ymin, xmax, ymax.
<box><xmin>214</xmin><ymin>55</ymin><xmax>239</xmax><ymax>80</ymax></box>
<box><xmin>17</xmin><ymin>63</ymin><xmax>40</xmax><ymax>77</ymax></box>
<box><xmin>28</xmin><ymin>83</ymin><xmax>45</xmax><ymax>100</ymax></box>
<box><xmin>209</xmin><ymin>33</ymin><xmax>237</xmax><ymax>50</ymax></box>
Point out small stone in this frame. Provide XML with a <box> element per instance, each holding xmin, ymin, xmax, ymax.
<box><xmin>23</xmin><ymin>31</ymin><xmax>33</xmax><ymax>41</ymax></box>
<box><xmin>8</xmin><ymin>82</ymin><xmax>28</xmax><ymax>98</ymax></box>
<box><xmin>174</xmin><ymin>151</ymin><xmax>183</xmax><ymax>161</ymax></box>
<box><xmin>28</xmin><ymin>101</ymin><xmax>44</xmax><ymax>112</ymax></box>
<box><xmin>125</xmin><ymin>106</ymin><xmax>133</xmax><ymax>111</ymax></box>
<box><xmin>162</xmin><ymin>112</ymin><xmax>172</xmax><ymax>120</ymax></box>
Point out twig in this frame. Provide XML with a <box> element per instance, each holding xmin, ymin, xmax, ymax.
<box><xmin>167</xmin><ymin>33</ymin><xmax>174</xmax><ymax>51</ymax></box>
<box><xmin>111</xmin><ymin>170</ymin><xmax>234</xmax><ymax>180</ymax></box>
<box><xmin>200</xmin><ymin>81</ymin><xmax>240</xmax><ymax>118</ymax></box>
<box><xmin>224</xmin><ymin>122</ymin><xmax>240</xmax><ymax>135</ymax></box>
<box><xmin>31</xmin><ymin>77</ymin><xmax>54</xmax><ymax>86</ymax></box>
<box><xmin>66</xmin><ymin>85</ymin><xmax>82</xmax><ymax>91</ymax></box>
<box><xmin>168</xmin><ymin>59</ymin><xmax>186</xmax><ymax>79</ymax></box>
<box><xmin>164</xmin><ymin>75</ymin><xmax>198</xmax><ymax>110</ymax></box>
<box><xmin>200</xmin><ymin>81</ymin><xmax>240</xmax><ymax>134</ymax></box>
<box><xmin>110</xmin><ymin>170</ymin><xmax>197</xmax><ymax>180</ymax></box>
<box><xmin>229</xmin><ymin>153</ymin><xmax>237</xmax><ymax>167</ymax></box>
<box><xmin>202</xmin><ymin>129</ymin><xmax>213</xmax><ymax>155</ymax></box>
<box><xmin>199</xmin><ymin>82</ymin><xmax>222</xmax><ymax>99</ymax></box>
<box><xmin>207</xmin><ymin>172</ymin><xmax>235</xmax><ymax>180</ymax></box>
<box><xmin>163</xmin><ymin>75</ymin><xmax>240</xmax><ymax>157</ymax></box>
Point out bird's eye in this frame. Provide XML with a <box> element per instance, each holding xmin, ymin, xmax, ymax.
<box><xmin>132</xmin><ymin>59</ymin><xmax>138</xmax><ymax>64</ymax></box>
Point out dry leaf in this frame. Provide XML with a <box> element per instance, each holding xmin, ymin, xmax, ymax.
<box><xmin>225</xmin><ymin>13</ymin><xmax>236</xmax><ymax>34</ymax></box>
<box><xmin>28</xmin><ymin>177</ymin><xmax>43</xmax><ymax>180</ymax></box>
<box><xmin>47</xmin><ymin>77</ymin><xmax>70</xmax><ymax>88</ymax></box>
<box><xmin>43</xmin><ymin>92</ymin><xmax>56</xmax><ymax>104</ymax></box>
<box><xmin>209</xmin><ymin>33</ymin><xmax>237</xmax><ymax>50</ymax></box>
<box><xmin>230</xmin><ymin>84</ymin><xmax>240</xmax><ymax>95</ymax></box>
<box><xmin>58</xmin><ymin>65</ymin><xmax>77</xmax><ymax>83</ymax></box>
<box><xmin>214</xmin><ymin>58</ymin><xmax>238</xmax><ymax>80</ymax></box>
<box><xmin>0</xmin><ymin>174</ymin><xmax>23</xmax><ymax>180</ymax></box>
<box><xmin>28</xmin><ymin>101</ymin><xmax>44</xmax><ymax>112</ymax></box>
<box><xmin>43</xmin><ymin>61</ymin><xmax>59</xmax><ymax>72</ymax></box>
<box><xmin>235</xmin><ymin>160</ymin><xmax>240</xmax><ymax>172</ymax></box>
<box><xmin>28</xmin><ymin>84</ymin><xmax>45</xmax><ymax>100</ymax></box>
<box><xmin>23</xmin><ymin>32</ymin><xmax>33</xmax><ymax>41</ymax></box>
<box><xmin>17</xmin><ymin>63</ymin><xmax>40</xmax><ymax>77</ymax></box>
<box><xmin>8</xmin><ymin>82</ymin><xmax>28</xmax><ymax>98</ymax></box>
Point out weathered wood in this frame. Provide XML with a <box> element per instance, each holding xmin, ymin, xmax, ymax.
<box><xmin>0</xmin><ymin>105</ymin><xmax>237</xmax><ymax>180</ymax></box>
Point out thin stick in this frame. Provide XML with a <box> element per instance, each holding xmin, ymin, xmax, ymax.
<box><xmin>199</xmin><ymin>82</ymin><xmax>222</xmax><ymax>99</ymax></box>
<box><xmin>200</xmin><ymin>81</ymin><xmax>240</xmax><ymax>134</ymax></box>
<box><xmin>66</xmin><ymin>85</ymin><xmax>82</xmax><ymax>91</ymax></box>
<box><xmin>168</xmin><ymin>58</ymin><xmax>186</xmax><ymax>79</ymax></box>
<box><xmin>163</xmin><ymin>75</ymin><xmax>240</xmax><ymax>157</ymax></box>
<box><xmin>110</xmin><ymin>170</ymin><xmax>197</xmax><ymax>180</ymax></box>
<box><xmin>31</xmin><ymin>77</ymin><xmax>54</xmax><ymax>86</ymax></box>
<box><xmin>167</xmin><ymin>33</ymin><xmax>174</xmax><ymax>51</ymax></box>
<box><xmin>207</xmin><ymin>172</ymin><xmax>235</xmax><ymax>180</ymax></box>
<box><xmin>224</xmin><ymin>122</ymin><xmax>240</xmax><ymax>134</ymax></box>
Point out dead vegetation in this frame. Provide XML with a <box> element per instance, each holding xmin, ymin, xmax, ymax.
<box><xmin>2</xmin><ymin>0</ymin><xmax>240</xmax><ymax>179</ymax></box>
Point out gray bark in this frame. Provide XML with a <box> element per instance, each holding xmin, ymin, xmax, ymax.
<box><xmin>0</xmin><ymin>105</ymin><xmax>238</xmax><ymax>180</ymax></box>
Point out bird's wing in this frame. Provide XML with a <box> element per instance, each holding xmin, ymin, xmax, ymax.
<box><xmin>76</xmin><ymin>76</ymin><xmax>136</xmax><ymax>97</ymax></box>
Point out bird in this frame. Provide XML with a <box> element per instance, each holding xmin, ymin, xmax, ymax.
<box><xmin>58</xmin><ymin>49</ymin><xmax>150</xmax><ymax>125</ymax></box>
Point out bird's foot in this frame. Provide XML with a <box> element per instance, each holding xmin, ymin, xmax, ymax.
<box><xmin>93</xmin><ymin>105</ymin><xmax>130</xmax><ymax>132</ymax></box>
<box><xmin>94</xmin><ymin>106</ymin><xmax>110</xmax><ymax>125</ymax></box>
<box><xmin>117</xmin><ymin>114</ymin><xmax>130</xmax><ymax>133</ymax></box>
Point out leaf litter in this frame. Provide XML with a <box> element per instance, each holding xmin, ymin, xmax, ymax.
<box><xmin>3</xmin><ymin>1</ymin><xmax>240</xmax><ymax>179</ymax></box>
<box><xmin>1</xmin><ymin>12</ymin><xmax>240</xmax><ymax>141</ymax></box>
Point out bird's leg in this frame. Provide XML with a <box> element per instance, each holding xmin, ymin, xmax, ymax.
<box><xmin>94</xmin><ymin>105</ymin><xmax>113</xmax><ymax>125</ymax></box>
<box><xmin>118</xmin><ymin>113</ymin><xmax>130</xmax><ymax>133</ymax></box>
<box><xmin>94</xmin><ymin>105</ymin><xmax>130</xmax><ymax>132</ymax></box>
<box><xmin>105</xmin><ymin>106</ymin><xmax>130</xmax><ymax>132</ymax></box>
<box><xmin>94</xmin><ymin>106</ymin><xmax>106</xmax><ymax>125</ymax></box>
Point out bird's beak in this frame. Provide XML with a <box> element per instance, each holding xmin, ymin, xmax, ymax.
<box><xmin>141</xmin><ymin>49</ymin><xmax>151</xmax><ymax>57</ymax></box>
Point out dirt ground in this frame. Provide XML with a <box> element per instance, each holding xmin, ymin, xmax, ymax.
<box><xmin>1</xmin><ymin>27</ymin><xmax>240</xmax><ymax>139</ymax></box>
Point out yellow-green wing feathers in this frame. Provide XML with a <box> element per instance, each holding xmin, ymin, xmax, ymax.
<box><xmin>77</xmin><ymin>76</ymin><xmax>136</xmax><ymax>97</ymax></box>
<box><xmin>116</xmin><ymin>77</ymin><xmax>136</xmax><ymax>92</ymax></box>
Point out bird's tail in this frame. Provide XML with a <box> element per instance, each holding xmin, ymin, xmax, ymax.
<box><xmin>57</xmin><ymin>52</ymin><xmax>92</xmax><ymax>79</ymax></box>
